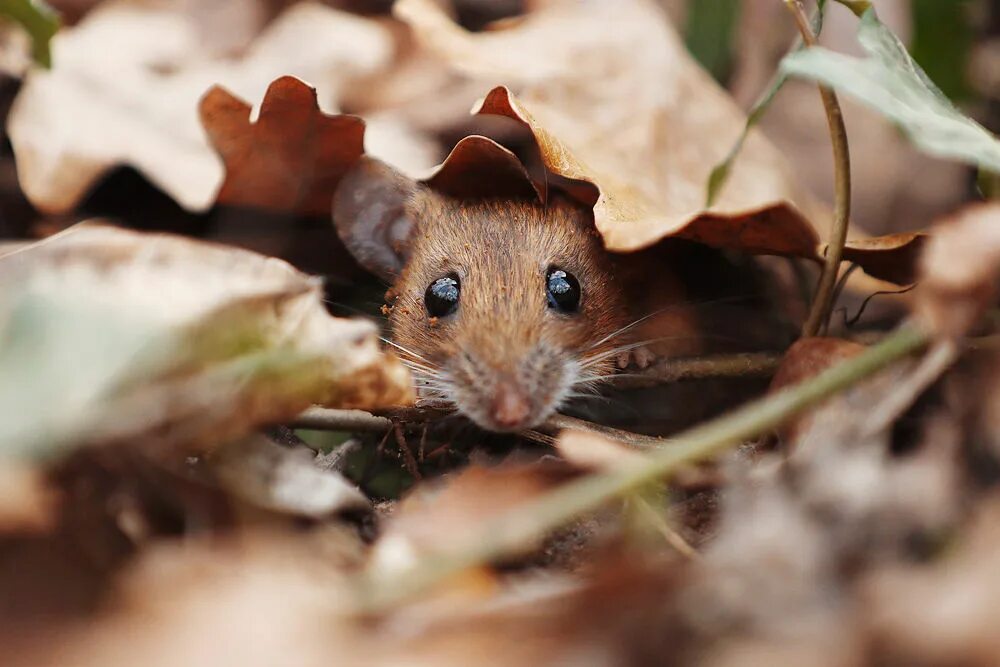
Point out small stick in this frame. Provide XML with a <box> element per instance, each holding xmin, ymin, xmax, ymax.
<box><xmin>784</xmin><ymin>0</ymin><xmax>853</xmax><ymax>338</ymax></box>
<box><xmin>292</xmin><ymin>407</ymin><xmax>391</xmax><ymax>432</ymax></box>
<box><xmin>609</xmin><ymin>352</ymin><xmax>781</xmax><ymax>389</ymax></box>
<box><xmin>862</xmin><ymin>338</ymin><xmax>959</xmax><ymax>435</ymax></box>
<box><xmin>541</xmin><ymin>414</ymin><xmax>673</xmax><ymax>450</ymax></box>
<box><xmin>393</xmin><ymin>423</ymin><xmax>422</xmax><ymax>480</ymax></box>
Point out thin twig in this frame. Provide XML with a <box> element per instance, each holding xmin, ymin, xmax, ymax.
<box><xmin>785</xmin><ymin>0</ymin><xmax>853</xmax><ymax>337</ymax></box>
<box><xmin>861</xmin><ymin>338</ymin><xmax>959</xmax><ymax>435</ymax></box>
<box><xmin>393</xmin><ymin>423</ymin><xmax>422</xmax><ymax>480</ymax></box>
<box><xmin>352</xmin><ymin>325</ymin><xmax>928</xmax><ymax>611</ymax></box>
<box><xmin>292</xmin><ymin>407</ymin><xmax>392</xmax><ymax>432</ymax></box>
<box><xmin>609</xmin><ymin>352</ymin><xmax>781</xmax><ymax>389</ymax></box>
<box><xmin>541</xmin><ymin>414</ymin><xmax>673</xmax><ymax>450</ymax></box>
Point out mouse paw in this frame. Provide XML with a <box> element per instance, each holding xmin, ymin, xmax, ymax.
<box><xmin>617</xmin><ymin>346</ymin><xmax>656</xmax><ymax>369</ymax></box>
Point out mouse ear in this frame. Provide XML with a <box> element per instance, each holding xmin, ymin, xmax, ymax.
<box><xmin>333</xmin><ymin>157</ymin><xmax>420</xmax><ymax>282</ymax></box>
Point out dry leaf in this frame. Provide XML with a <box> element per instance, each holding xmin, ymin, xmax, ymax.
<box><xmin>769</xmin><ymin>337</ymin><xmax>867</xmax><ymax>445</ymax></box>
<box><xmin>422</xmin><ymin>134</ymin><xmax>543</xmax><ymax>202</ymax></box>
<box><xmin>837</xmin><ymin>233</ymin><xmax>928</xmax><ymax>285</ymax></box>
<box><xmin>370</xmin><ymin>462</ymin><xmax>575</xmax><ymax>575</ymax></box>
<box><xmin>200</xmin><ymin>76</ymin><xmax>366</xmax><ymax>216</ymax></box>
<box><xmin>11</xmin><ymin>532</ymin><xmax>363</xmax><ymax>667</ymax></box>
<box><xmin>8</xmin><ymin>0</ymin><xmax>397</xmax><ymax>213</ymax></box>
<box><xmin>209</xmin><ymin>435</ymin><xmax>369</xmax><ymax>518</ymax></box>
<box><xmin>915</xmin><ymin>203</ymin><xmax>1000</xmax><ymax>338</ymax></box>
<box><xmin>0</xmin><ymin>223</ymin><xmax>411</xmax><ymax>457</ymax></box>
<box><xmin>395</xmin><ymin>0</ymin><xmax>826</xmax><ymax>253</ymax></box>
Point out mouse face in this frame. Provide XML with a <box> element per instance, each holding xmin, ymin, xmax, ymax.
<box><xmin>386</xmin><ymin>193</ymin><xmax>629</xmax><ymax>432</ymax></box>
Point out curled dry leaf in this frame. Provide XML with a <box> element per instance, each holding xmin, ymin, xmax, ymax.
<box><xmin>8</xmin><ymin>0</ymin><xmax>397</xmax><ymax>213</ymax></box>
<box><xmin>0</xmin><ymin>224</ymin><xmax>412</xmax><ymax>458</ymax></box>
<box><xmin>915</xmin><ymin>203</ymin><xmax>1000</xmax><ymax>339</ymax></box>
<box><xmin>837</xmin><ymin>233</ymin><xmax>927</xmax><ymax>285</ymax></box>
<box><xmin>394</xmin><ymin>0</ymin><xmax>826</xmax><ymax>252</ymax></box>
<box><xmin>422</xmin><ymin>135</ymin><xmax>543</xmax><ymax>202</ymax></box>
<box><xmin>388</xmin><ymin>0</ymin><xmax>926</xmax><ymax>284</ymax></box>
<box><xmin>200</xmin><ymin>76</ymin><xmax>365</xmax><ymax>217</ymax></box>
<box><xmin>209</xmin><ymin>436</ymin><xmax>369</xmax><ymax>518</ymax></box>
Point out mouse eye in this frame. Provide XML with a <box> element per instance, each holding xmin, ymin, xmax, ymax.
<box><xmin>425</xmin><ymin>273</ymin><xmax>460</xmax><ymax>317</ymax></box>
<box><xmin>546</xmin><ymin>266</ymin><xmax>580</xmax><ymax>313</ymax></box>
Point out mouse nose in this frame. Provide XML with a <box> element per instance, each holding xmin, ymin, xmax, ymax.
<box><xmin>490</xmin><ymin>381</ymin><xmax>532</xmax><ymax>430</ymax></box>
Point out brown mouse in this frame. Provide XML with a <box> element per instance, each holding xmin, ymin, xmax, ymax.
<box><xmin>333</xmin><ymin>153</ymin><xmax>799</xmax><ymax>434</ymax></box>
<box><xmin>334</xmin><ymin>156</ymin><xmax>661</xmax><ymax>432</ymax></box>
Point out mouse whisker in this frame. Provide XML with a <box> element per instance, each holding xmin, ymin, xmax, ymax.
<box><xmin>402</xmin><ymin>361</ymin><xmax>444</xmax><ymax>378</ymax></box>
<box><xmin>380</xmin><ymin>337</ymin><xmax>437</xmax><ymax>366</ymax></box>
<box><xmin>586</xmin><ymin>310</ymin><xmax>669</xmax><ymax>351</ymax></box>
<box><xmin>587</xmin><ymin>294</ymin><xmax>774</xmax><ymax>352</ymax></box>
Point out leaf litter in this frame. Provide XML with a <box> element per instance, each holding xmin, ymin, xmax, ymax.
<box><xmin>0</xmin><ymin>1</ymin><xmax>999</xmax><ymax>666</ymax></box>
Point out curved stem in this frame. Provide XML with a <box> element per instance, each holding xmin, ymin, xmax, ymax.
<box><xmin>785</xmin><ymin>0</ymin><xmax>853</xmax><ymax>337</ymax></box>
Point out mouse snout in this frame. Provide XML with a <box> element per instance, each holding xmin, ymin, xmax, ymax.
<box><xmin>446</xmin><ymin>345</ymin><xmax>577</xmax><ymax>433</ymax></box>
<box><xmin>489</xmin><ymin>381</ymin><xmax>533</xmax><ymax>430</ymax></box>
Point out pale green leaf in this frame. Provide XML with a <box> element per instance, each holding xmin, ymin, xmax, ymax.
<box><xmin>781</xmin><ymin>8</ymin><xmax>1000</xmax><ymax>174</ymax></box>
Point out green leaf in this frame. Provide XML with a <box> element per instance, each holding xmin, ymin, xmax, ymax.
<box><xmin>781</xmin><ymin>8</ymin><xmax>1000</xmax><ymax>174</ymax></box>
<box><xmin>706</xmin><ymin>0</ymin><xmax>827</xmax><ymax>207</ymax></box>
<box><xmin>0</xmin><ymin>0</ymin><xmax>59</xmax><ymax>68</ymax></box>
<box><xmin>908</xmin><ymin>0</ymin><xmax>972</xmax><ymax>101</ymax></box>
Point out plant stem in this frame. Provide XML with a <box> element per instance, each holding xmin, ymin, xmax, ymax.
<box><xmin>353</xmin><ymin>325</ymin><xmax>927</xmax><ymax>611</ymax></box>
<box><xmin>785</xmin><ymin>0</ymin><xmax>853</xmax><ymax>337</ymax></box>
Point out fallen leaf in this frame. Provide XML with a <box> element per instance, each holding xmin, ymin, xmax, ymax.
<box><xmin>11</xmin><ymin>531</ymin><xmax>363</xmax><ymax>667</ymax></box>
<box><xmin>422</xmin><ymin>134</ymin><xmax>543</xmax><ymax>202</ymax></box>
<box><xmin>370</xmin><ymin>462</ymin><xmax>576</xmax><ymax>575</ymax></box>
<box><xmin>915</xmin><ymin>202</ymin><xmax>1000</xmax><ymax>338</ymax></box>
<box><xmin>389</xmin><ymin>0</ymin><xmax>922</xmax><ymax>284</ymax></box>
<box><xmin>770</xmin><ymin>337</ymin><xmax>868</xmax><ymax>394</ymax></box>
<box><xmin>0</xmin><ymin>223</ymin><xmax>412</xmax><ymax>458</ymax></box>
<box><xmin>200</xmin><ymin>76</ymin><xmax>365</xmax><ymax>216</ymax></box>
<box><xmin>209</xmin><ymin>435</ymin><xmax>369</xmax><ymax>518</ymax></box>
<box><xmin>837</xmin><ymin>233</ymin><xmax>927</xmax><ymax>285</ymax></box>
<box><xmin>8</xmin><ymin>0</ymin><xmax>396</xmax><ymax>213</ymax></box>
<box><xmin>769</xmin><ymin>337</ymin><xmax>867</xmax><ymax>445</ymax></box>
<box><xmin>393</xmin><ymin>0</ymin><xmax>825</xmax><ymax>250</ymax></box>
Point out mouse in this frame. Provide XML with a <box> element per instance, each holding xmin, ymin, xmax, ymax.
<box><xmin>333</xmin><ymin>156</ymin><xmax>701</xmax><ymax>433</ymax></box>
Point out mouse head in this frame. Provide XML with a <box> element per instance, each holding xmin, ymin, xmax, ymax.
<box><xmin>334</xmin><ymin>157</ymin><xmax>629</xmax><ymax>433</ymax></box>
